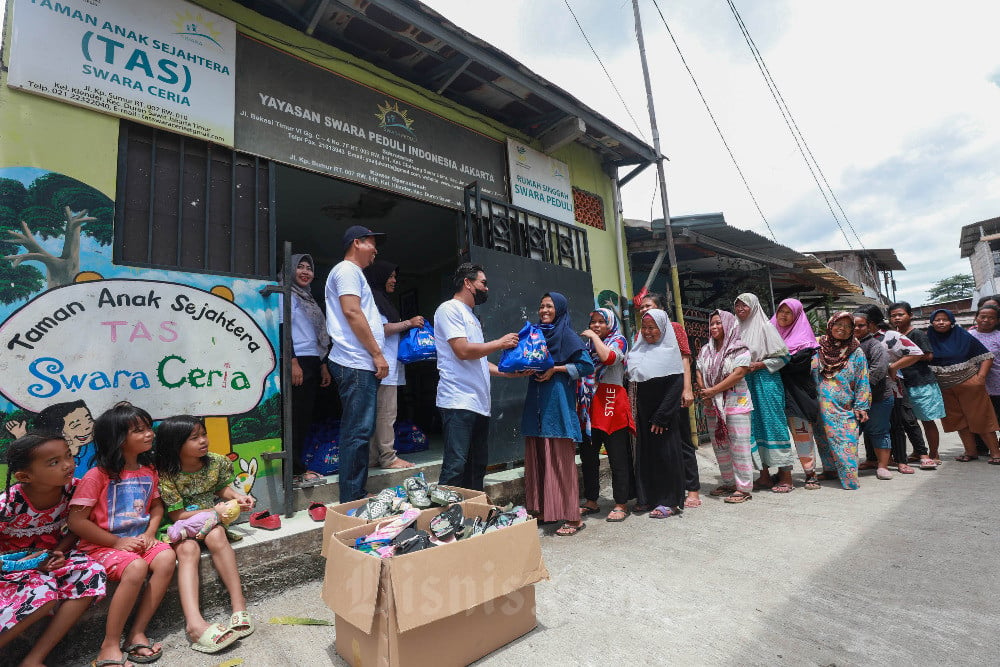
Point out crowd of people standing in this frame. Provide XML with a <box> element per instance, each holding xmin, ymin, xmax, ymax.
<box><xmin>299</xmin><ymin>226</ymin><xmax>999</xmax><ymax>534</ymax></box>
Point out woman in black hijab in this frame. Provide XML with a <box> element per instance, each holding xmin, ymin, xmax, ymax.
<box><xmin>364</xmin><ymin>260</ymin><xmax>425</xmax><ymax>469</ymax></box>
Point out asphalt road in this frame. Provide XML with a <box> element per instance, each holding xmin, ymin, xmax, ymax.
<box><xmin>48</xmin><ymin>430</ymin><xmax>998</xmax><ymax>666</ymax></box>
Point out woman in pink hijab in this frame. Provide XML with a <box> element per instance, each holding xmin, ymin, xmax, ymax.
<box><xmin>771</xmin><ymin>299</ymin><xmax>821</xmax><ymax>489</ymax></box>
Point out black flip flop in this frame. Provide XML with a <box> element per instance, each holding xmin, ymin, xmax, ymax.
<box><xmin>556</xmin><ymin>522</ymin><xmax>586</xmax><ymax>536</ymax></box>
<box><xmin>578</xmin><ymin>505</ymin><xmax>600</xmax><ymax>516</ymax></box>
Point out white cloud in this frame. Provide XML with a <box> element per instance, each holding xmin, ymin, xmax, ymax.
<box><xmin>423</xmin><ymin>0</ymin><xmax>1000</xmax><ymax>304</ymax></box>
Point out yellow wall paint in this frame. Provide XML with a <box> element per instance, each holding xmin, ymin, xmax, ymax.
<box><xmin>0</xmin><ymin>0</ymin><xmax>631</xmax><ymax>300</ymax></box>
<box><xmin>0</xmin><ymin>0</ymin><xmax>119</xmax><ymax>198</ymax></box>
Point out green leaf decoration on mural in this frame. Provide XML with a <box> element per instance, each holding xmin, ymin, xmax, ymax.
<box><xmin>0</xmin><ymin>172</ymin><xmax>114</xmax><ymax>302</ymax></box>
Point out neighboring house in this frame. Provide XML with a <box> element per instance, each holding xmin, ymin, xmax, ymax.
<box><xmin>959</xmin><ymin>216</ymin><xmax>1000</xmax><ymax>302</ymax></box>
<box><xmin>807</xmin><ymin>249</ymin><xmax>905</xmax><ymax>306</ymax></box>
<box><xmin>911</xmin><ymin>298</ymin><xmax>974</xmax><ymax>329</ymax></box>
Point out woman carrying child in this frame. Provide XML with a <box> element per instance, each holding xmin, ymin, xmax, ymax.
<box><xmin>1</xmin><ymin>432</ymin><xmax>107</xmax><ymax>667</ymax></box>
<box><xmin>155</xmin><ymin>415</ymin><xmax>257</xmax><ymax>653</ymax></box>
<box><xmin>68</xmin><ymin>402</ymin><xmax>176</xmax><ymax>665</ymax></box>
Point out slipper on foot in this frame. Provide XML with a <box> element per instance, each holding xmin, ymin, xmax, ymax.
<box><xmin>897</xmin><ymin>463</ymin><xmax>916</xmax><ymax>474</ymax></box>
<box><xmin>605</xmin><ymin>509</ymin><xmax>628</xmax><ymax>522</ymax></box>
<box><xmin>724</xmin><ymin>491</ymin><xmax>752</xmax><ymax>504</ymax></box>
<box><xmin>578</xmin><ymin>504</ymin><xmax>600</xmax><ymax>516</ymax></box>
<box><xmin>771</xmin><ymin>483</ymin><xmax>794</xmax><ymax>493</ymax></box>
<box><xmin>228</xmin><ymin>610</ymin><xmax>255</xmax><ymax>639</ymax></box>
<box><xmin>684</xmin><ymin>497</ymin><xmax>702</xmax><ymax>508</ymax></box>
<box><xmin>124</xmin><ymin>642</ymin><xmax>162</xmax><ymax>664</ymax></box>
<box><xmin>649</xmin><ymin>505</ymin><xmax>680</xmax><ymax>519</ymax></box>
<box><xmin>876</xmin><ymin>467</ymin><xmax>892</xmax><ymax>480</ymax></box>
<box><xmin>555</xmin><ymin>522</ymin><xmax>586</xmax><ymax>536</ymax></box>
<box><xmin>190</xmin><ymin>623</ymin><xmax>238</xmax><ymax>654</ymax></box>
<box><xmin>91</xmin><ymin>657</ymin><xmax>130</xmax><ymax>667</ymax></box>
<box><xmin>955</xmin><ymin>455</ymin><xmax>979</xmax><ymax>462</ymax></box>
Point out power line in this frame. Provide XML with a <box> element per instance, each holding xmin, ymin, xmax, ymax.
<box><xmin>562</xmin><ymin>0</ymin><xmax>649</xmax><ymax>141</ymax></box>
<box><xmin>648</xmin><ymin>0</ymin><xmax>777</xmax><ymax>241</ymax></box>
<box><xmin>724</xmin><ymin>0</ymin><xmax>866</xmax><ymax>252</ymax></box>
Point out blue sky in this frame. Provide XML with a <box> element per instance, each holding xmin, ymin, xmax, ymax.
<box><xmin>424</xmin><ymin>0</ymin><xmax>1000</xmax><ymax>303</ymax></box>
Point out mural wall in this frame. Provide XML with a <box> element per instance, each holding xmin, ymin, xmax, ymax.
<box><xmin>0</xmin><ymin>167</ymin><xmax>280</xmax><ymax>496</ymax></box>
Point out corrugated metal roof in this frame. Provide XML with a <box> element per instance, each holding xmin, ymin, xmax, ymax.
<box><xmin>232</xmin><ymin>0</ymin><xmax>658</xmax><ymax>166</ymax></box>
<box><xmin>625</xmin><ymin>216</ymin><xmax>863</xmax><ymax>296</ymax></box>
<box><xmin>807</xmin><ymin>248</ymin><xmax>906</xmax><ymax>272</ymax></box>
<box><xmin>960</xmin><ymin>217</ymin><xmax>1000</xmax><ymax>258</ymax></box>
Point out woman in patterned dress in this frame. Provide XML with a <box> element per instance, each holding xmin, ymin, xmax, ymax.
<box><xmin>0</xmin><ymin>433</ymin><xmax>106</xmax><ymax>665</ymax></box>
<box><xmin>812</xmin><ymin>313</ymin><xmax>872</xmax><ymax>490</ymax></box>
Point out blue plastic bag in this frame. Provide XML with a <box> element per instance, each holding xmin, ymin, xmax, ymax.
<box><xmin>398</xmin><ymin>323</ymin><xmax>436</xmax><ymax>363</ymax></box>
<box><xmin>393</xmin><ymin>420</ymin><xmax>429</xmax><ymax>455</ymax></box>
<box><xmin>301</xmin><ymin>418</ymin><xmax>340</xmax><ymax>475</ymax></box>
<box><xmin>498</xmin><ymin>321</ymin><xmax>554</xmax><ymax>373</ymax></box>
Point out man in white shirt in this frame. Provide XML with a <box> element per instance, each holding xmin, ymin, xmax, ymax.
<box><xmin>434</xmin><ymin>263</ymin><xmax>520</xmax><ymax>490</ymax></box>
<box><xmin>325</xmin><ymin>225</ymin><xmax>388</xmax><ymax>502</ymax></box>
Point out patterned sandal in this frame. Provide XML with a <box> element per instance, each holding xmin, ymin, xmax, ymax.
<box><xmin>228</xmin><ymin>610</ymin><xmax>255</xmax><ymax>639</ymax></box>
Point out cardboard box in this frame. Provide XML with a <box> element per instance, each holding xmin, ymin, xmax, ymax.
<box><xmin>321</xmin><ymin>486</ymin><xmax>488</xmax><ymax>557</ymax></box>
<box><xmin>323</xmin><ymin>502</ymin><xmax>547</xmax><ymax>667</ymax></box>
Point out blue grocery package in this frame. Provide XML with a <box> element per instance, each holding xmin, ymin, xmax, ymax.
<box><xmin>498</xmin><ymin>321</ymin><xmax>554</xmax><ymax>373</ymax></box>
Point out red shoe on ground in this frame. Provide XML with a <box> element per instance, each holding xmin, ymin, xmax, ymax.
<box><xmin>308</xmin><ymin>502</ymin><xmax>327</xmax><ymax>522</ymax></box>
<box><xmin>249</xmin><ymin>510</ymin><xmax>281</xmax><ymax>531</ymax></box>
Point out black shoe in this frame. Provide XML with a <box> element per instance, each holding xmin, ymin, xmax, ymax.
<box><xmin>429</xmin><ymin>503</ymin><xmax>464</xmax><ymax>541</ymax></box>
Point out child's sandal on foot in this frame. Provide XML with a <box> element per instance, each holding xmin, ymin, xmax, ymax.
<box><xmin>229</xmin><ymin>610</ymin><xmax>255</xmax><ymax>639</ymax></box>
<box><xmin>190</xmin><ymin>623</ymin><xmax>238</xmax><ymax>654</ymax></box>
<box><xmin>124</xmin><ymin>642</ymin><xmax>163</xmax><ymax>664</ymax></box>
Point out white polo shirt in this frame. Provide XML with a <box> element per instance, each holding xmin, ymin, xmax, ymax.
<box><xmin>434</xmin><ymin>299</ymin><xmax>490</xmax><ymax>416</ymax></box>
<box><xmin>325</xmin><ymin>260</ymin><xmax>384</xmax><ymax>371</ymax></box>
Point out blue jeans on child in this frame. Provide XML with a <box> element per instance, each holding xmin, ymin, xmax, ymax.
<box><xmin>328</xmin><ymin>361</ymin><xmax>379</xmax><ymax>503</ymax></box>
<box><xmin>863</xmin><ymin>395</ymin><xmax>895</xmax><ymax>451</ymax></box>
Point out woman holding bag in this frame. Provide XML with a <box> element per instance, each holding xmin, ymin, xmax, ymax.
<box><xmin>522</xmin><ymin>292</ymin><xmax>594</xmax><ymax>536</ymax></box>
<box><xmin>363</xmin><ymin>260</ymin><xmax>424</xmax><ymax>469</ymax></box>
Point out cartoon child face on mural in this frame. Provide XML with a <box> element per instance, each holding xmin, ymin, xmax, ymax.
<box><xmin>36</xmin><ymin>400</ymin><xmax>95</xmax><ymax>458</ymax></box>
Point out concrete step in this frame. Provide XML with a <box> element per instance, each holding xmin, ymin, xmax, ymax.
<box><xmin>6</xmin><ymin>457</ymin><xmax>602</xmax><ymax>666</ymax></box>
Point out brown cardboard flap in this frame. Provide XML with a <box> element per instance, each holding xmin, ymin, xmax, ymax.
<box><xmin>389</xmin><ymin>503</ymin><xmax>548</xmax><ymax>633</ymax></box>
<box><xmin>321</xmin><ymin>497</ymin><xmax>370</xmax><ymax>558</ymax></box>
<box><xmin>322</xmin><ymin>525</ymin><xmax>382</xmax><ymax>633</ymax></box>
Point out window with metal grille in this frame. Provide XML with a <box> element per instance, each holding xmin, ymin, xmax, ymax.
<box><xmin>114</xmin><ymin>122</ymin><xmax>274</xmax><ymax>278</ymax></box>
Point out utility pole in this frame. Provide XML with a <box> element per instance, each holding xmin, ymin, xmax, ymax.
<box><xmin>631</xmin><ymin>0</ymin><xmax>684</xmax><ymax>326</ymax></box>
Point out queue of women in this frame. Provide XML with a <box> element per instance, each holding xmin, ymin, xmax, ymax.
<box><xmin>523</xmin><ymin>291</ymin><xmax>1000</xmax><ymax>536</ymax></box>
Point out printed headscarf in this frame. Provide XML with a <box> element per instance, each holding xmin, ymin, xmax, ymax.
<box><xmin>578</xmin><ymin>308</ymin><xmax>629</xmax><ymax>420</ymax></box>
<box><xmin>770</xmin><ymin>298</ymin><xmax>818</xmax><ymax>354</ymax></box>
<box><xmin>817</xmin><ymin>311</ymin><xmax>860</xmax><ymax>379</ymax></box>
<box><xmin>735</xmin><ymin>293</ymin><xmax>788</xmax><ymax>363</ymax></box>
<box><xmin>627</xmin><ymin>309</ymin><xmax>684</xmax><ymax>382</ymax></box>
<box><xmin>282</xmin><ymin>253</ymin><xmax>331</xmax><ymax>354</ymax></box>
<box><xmin>537</xmin><ymin>292</ymin><xmax>585</xmax><ymax>364</ymax></box>
<box><xmin>698</xmin><ymin>309</ymin><xmax>750</xmax><ymax>441</ymax></box>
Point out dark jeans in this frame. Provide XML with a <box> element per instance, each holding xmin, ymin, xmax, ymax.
<box><xmin>439</xmin><ymin>408</ymin><xmax>490</xmax><ymax>491</ymax></box>
<box><xmin>290</xmin><ymin>356</ymin><xmax>321</xmax><ymax>475</ymax></box>
<box><xmin>679</xmin><ymin>406</ymin><xmax>700</xmax><ymax>492</ymax></box>
<box><xmin>580</xmin><ymin>427</ymin><xmax>635</xmax><ymax>504</ymax></box>
<box><xmin>328</xmin><ymin>361</ymin><xmax>378</xmax><ymax>503</ymax></box>
<box><xmin>890</xmin><ymin>393</ymin><xmax>927</xmax><ymax>461</ymax></box>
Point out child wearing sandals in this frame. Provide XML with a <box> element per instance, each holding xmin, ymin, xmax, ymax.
<box><xmin>67</xmin><ymin>402</ymin><xmax>176</xmax><ymax>666</ymax></box>
<box><xmin>1</xmin><ymin>432</ymin><xmax>108</xmax><ymax>666</ymax></box>
<box><xmin>154</xmin><ymin>415</ymin><xmax>256</xmax><ymax>654</ymax></box>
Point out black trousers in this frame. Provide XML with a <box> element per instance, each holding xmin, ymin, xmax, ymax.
<box><xmin>580</xmin><ymin>427</ymin><xmax>635</xmax><ymax>504</ymax></box>
<box><xmin>890</xmin><ymin>394</ymin><xmax>927</xmax><ymax>461</ymax></box>
<box><xmin>679</xmin><ymin>406</ymin><xmax>700</xmax><ymax>492</ymax></box>
<box><xmin>290</xmin><ymin>356</ymin><xmax>321</xmax><ymax>475</ymax></box>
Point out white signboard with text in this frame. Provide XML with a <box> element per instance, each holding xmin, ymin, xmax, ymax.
<box><xmin>8</xmin><ymin>0</ymin><xmax>236</xmax><ymax>145</ymax></box>
<box><xmin>507</xmin><ymin>138</ymin><xmax>575</xmax><ymax>224</ymax></box>
<box><xmin>0</xmin><ymin>280</ymin><xmax>275</xmax><ymax>417</ymax></box>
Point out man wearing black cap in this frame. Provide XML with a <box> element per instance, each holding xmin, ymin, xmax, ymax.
<box><xmin>325</xmin><ymin>225</ymin><xmax>388</xmax><ymax>502</ymax></box>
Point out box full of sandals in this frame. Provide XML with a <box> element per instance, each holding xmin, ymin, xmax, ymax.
<box><xmin>322</xmin><ymin>500</ymin><xmax>548</xmax><ymax>667</ymax></box>
<box><xmin>320</xmin><ymin>473</ymin><xmax>487</xmax><ymax>557</ymax></box>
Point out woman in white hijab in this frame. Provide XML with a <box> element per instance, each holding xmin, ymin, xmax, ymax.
<box><xmin>734</xmin><ymin>293</ymin><xmax>796</xmax><ymax>493</ymax></box>
<box><xmin>626</xmin><ymin>309</ymin><xmax>686</xmax><ymax>519</ymax></box>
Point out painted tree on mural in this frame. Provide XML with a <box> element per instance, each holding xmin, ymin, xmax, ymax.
<box><xmin>0</xmin><ymin>173</ymin><xmax>114</xmax><ymax>303</ymax></box>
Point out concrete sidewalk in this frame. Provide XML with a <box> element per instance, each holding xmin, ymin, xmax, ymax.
<box><xmin>20</xmin><ymin>430</ymin><xmax>1000</xmax><ymax>666</ymax></box>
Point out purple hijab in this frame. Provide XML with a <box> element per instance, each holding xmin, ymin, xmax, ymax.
<box><xmin>770</xmin><ymin>298</ymin><xmax>817</xmax><ymax>354</ymax></box>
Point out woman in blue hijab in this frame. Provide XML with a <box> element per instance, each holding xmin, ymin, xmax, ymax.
<box><xmin>522</xmin><ymin>292</ymin><xmax>594</xmax><ymax>536</ymax></box>
<box><xmin>927</xmin><ymin>308</ymin><xmax>1000</xmax><ymax>463</ymax></box>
